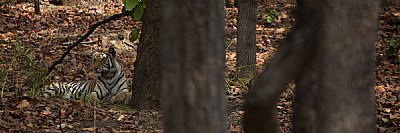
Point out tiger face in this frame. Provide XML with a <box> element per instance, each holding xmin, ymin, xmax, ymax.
<box><xmin>92</xmin><ymin>48</ymin><xmax>117</xmax><ymax>78</ymax></box>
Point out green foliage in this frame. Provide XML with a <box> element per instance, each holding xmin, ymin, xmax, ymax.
<box><xmin>225</xmin><ymin>64</ymin><xmax>259</xmax><ymax>95</ymax></box>
<box><xmin>1</xmin><ymin>39</ymin><xmax>49</xmax><ymax>98</ymax></box>
<box><xmin>129</xmin><ymin>28</ymin><xmax>140</xmax><ymax>42</ymax></box>
<box><xmin>225</xmin><ymin>77</ymin><xmax>251</xmax><ymax>95</ymax></box>
<box><xmin>123</xmin><ymin>0</ymin><xmax>146</xmax><ymax>42</ymax></box>
<box><xmin>384</xmin><ymin>36</ymin><xmax>400</xmax><ymax>57</ymax></box>
<box><xmin>0</xmin><ymin>55</ymin><xmax>13</xmax><ymax>98</ymax></box>
<box><xmin>15</xmin><ymin>44</ymin><xmax>49</xmax><ymax>97</ymax></box>
<box><xmin>107</xmin><ymin>104</ymin><xmax>137</xmax><ymax>113</ymax></box>
<box><xmin>123</xmin><ymin>0</ymin><xmax>139</xmax><ymax>11</ymax></box>
<box><xmin>132</xmin><ymin>2</ymin><xmax>145</xmax><ymax>20</ymax></box>
<box><xmin>381</xmin><ymin>117</ymin><xmax>389</xmax><ymax>123</ymax></box>
<box><xmin>263</xmin><ymin>9</ymin><xmax>281</xmax><ymax>24</ymax></box>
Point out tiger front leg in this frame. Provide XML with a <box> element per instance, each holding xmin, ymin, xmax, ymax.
<box><xmin>110</xmin><ymin>89</ymin><xmax>131</xmax><ymax>104</ymax></box>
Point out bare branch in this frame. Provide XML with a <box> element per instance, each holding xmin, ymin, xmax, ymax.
<box><xmin>46</xmin><ymin>11</ymin><xmax>131</xmax><ymax>75</ymax></box>
<box><xmin>62</xmin><ymin>40</ymin><xmax>98</xmax><ymax>45</ymax></box>
<box><xmin>123</xmin><ymin>41</ymin><xmax>136</xmax><ymax>49</ymax></box>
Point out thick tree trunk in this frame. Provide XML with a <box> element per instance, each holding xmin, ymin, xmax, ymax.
<box><xmin>244</xmin><ymin>0</ymin><xmax>379</xmax><ymax>132</ymax></box>
<box><xmin>160</xmin><ymin>0</ymin><xmax>226</xmax><ymax>132</ymax></box>
<box><xmin>130</xmin><ymin>0</ymin><xmax>161</xmax><ymax>109</ymax></box>
<box><xmin>236</xmin><ymin>0</ymin><xmax>257</xmax><ymax>79</ymax></box>
<box><xmin>293</xmin><ymin>1</ymin><xmax>379</xmax><ymax>132</ymax></box>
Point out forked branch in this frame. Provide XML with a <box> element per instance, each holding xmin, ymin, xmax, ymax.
<box><xmin>243</xmin><ymin>18</ymin><xmax>319</xmax><ymax>132</ymax></box>
<box><xmin>46</xmin><ymin>11</ymin><xmax>131</xmax><ymax>75</ymax></box>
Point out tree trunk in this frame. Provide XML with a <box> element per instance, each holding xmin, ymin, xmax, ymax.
<box><xmin>130</xmin><ymin>0</ymin><xmax>161</xmax><ymax>109</ymax></box>
<box><xmin>160</xmin><ymin>0</ymin><xmax>226</xmax><ymax>132</ymax></box>
<box><xmin>244</xmin><ymin>0</ymin><xmax>321</xmax><ymax>131</ymax></box>
<box><xmin>34</xmin><ymin>0</ymin><xmax>40</xmax><ymax>14</ymax></box>
<box><xmin>236</xmin><ymin>0</ymin><xmax>257</xmax><ymax>79</ymax></box>
<box><xmin>244</xmin><ymin>0</ymin><xmax>379</xmax><ymax>132</ymax></box>
<box><xmin>225</xmin><ymin>0</ymin><xmax>237</xmax><ymax>8</ymax></box>
<box><xmin>292</xmin><ymin>0</ymin><xmax>379</xmax><ymax>132</ymax></box>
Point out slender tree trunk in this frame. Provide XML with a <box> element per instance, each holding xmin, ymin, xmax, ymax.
<box><xmin>236</xmin><ymin>0</ymin><xmax>257</xmax><ymax>79</ymax></box>
<box><xmin>130</xmin><ymin>0</ymin><xmax>161</xmax><ymax>109</ymax></box>
<box><xmin>244</xmin><ymin>0</ymin><xmax>379</xmax><ymax>132</ymax></box>
<box><xmin>160</xmin><ymin>0</ymin><xmax>226</xmax><ymax>132</ymax></box>
<box><xmin>293</xmin><ymin>0</ymin><xmax>379</xmax><ymax>132</ymax></box>
<box><xmin>225</xmin><ymin>0</ymin><xmax>237</xmax><ymax>8</ymax></box>
<box><xmin>34</xmin><ymin>0</ymin><xmax>40</xmax><ymax>14</ymax></box>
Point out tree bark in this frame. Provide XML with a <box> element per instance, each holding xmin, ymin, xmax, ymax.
<box><xmin>236</xmin><ymin>0</ymin><xmax>257</xmax><ymax>79</ymax></box>
<box><xmin>160</xmin><ymin>0</ymin><xmax>227</xmax><ymax>132</ymax></box>
<box><xmin>293</xmin><ymin>0</ymin><xmax>379</xmax><ymax>132</ymax></box>
<box><xmin>244</xmin><ymin>0</ymin><xmax>320</xmax><ymax>132</ymax></box>
<box><xmin>225</xmin><ymin>0</ymin><xmax>237</xmax><ymax>8</ymax></box>
<box><xmin>244</xmin><ymin>0</ymin><xmax>379</xmax><ymax>132</ymax></box>
<box><xmin>130</xmin><ymin>0</ymin><xmax>161</xmax><ymax>109</ymax></box>
<box><xmin>34</xmin><ymin>0</ymin><xmax>40</xmax><ymax>14</ymax></box>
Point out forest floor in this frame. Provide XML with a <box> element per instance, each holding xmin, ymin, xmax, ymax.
<box><xmin>0</xmin><ymin>0</ymin><xmax>399</xmax><ymax>132</ymax></box>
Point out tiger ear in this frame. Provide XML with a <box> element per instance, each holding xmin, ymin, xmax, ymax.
<box><xmin>108</xmin><ymin>47</ymin><xmax>116</xmax><ymax>57</ymax></box>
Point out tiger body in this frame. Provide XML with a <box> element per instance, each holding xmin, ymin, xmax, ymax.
<box><xmin>44</xmin><ymin>80</ymin><xmax>97</xmax><ymax>100</ymax></box>
<box><xmin>43</xmin><ymin>48</ymin><xmax>130</xmax><ymax>103</ymax></box>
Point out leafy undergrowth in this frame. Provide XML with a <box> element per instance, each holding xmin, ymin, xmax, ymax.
<box><xmin>1</xmin><ymin>0</ymin><xmax>400</xmax><ymax>132</ymax></box>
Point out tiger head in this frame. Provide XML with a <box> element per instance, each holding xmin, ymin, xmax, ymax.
<box><xmin>92</xmin><ymin>48</ymin><xmax>118</xmax><ymax>78</ymax></box>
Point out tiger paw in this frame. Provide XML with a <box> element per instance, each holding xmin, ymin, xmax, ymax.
<box><xmin>110</xmin><ymin>89</ymin><xmax>131</xmax><ymax>104</ymax></box>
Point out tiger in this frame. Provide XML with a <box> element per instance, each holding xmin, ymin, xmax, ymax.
<box><xmin>43</xmin><ymin>47</ymin><xmax>131</xmax><ymax>104</ymax></box>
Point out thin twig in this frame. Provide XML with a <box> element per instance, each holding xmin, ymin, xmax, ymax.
<box><xmin>58</xmin><ymin>107</ymin><xmax>64</xmax><ymax>133</ymax></box>
<box><xmin>62</xmin><ymin>40</ymin><xmax>99</xmax><ymax>45</ymax></box>
<box><xmin>225</xmin><ymin>38</ymin><xmax>236</xmax><ymax>51</ymax></box>
<box><xmin>46</xmin><ymin>11</ymin><xmax>131</xmax><ymax>75</ymax></box>
<box><xmin>93</xmin><ymin>99</ymin><xmax>97</xmax><ymax>132</ymax></box>
<box><xmin>123</xmin><ymin>41</ymin><xmax>136</xmax><ymax>48</ymax></box>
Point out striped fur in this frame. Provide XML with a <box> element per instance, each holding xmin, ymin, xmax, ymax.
<box><xmin>43</xmin><ymin>48</ymin><xmax>130</xmax><ymax>103</ymax></box>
